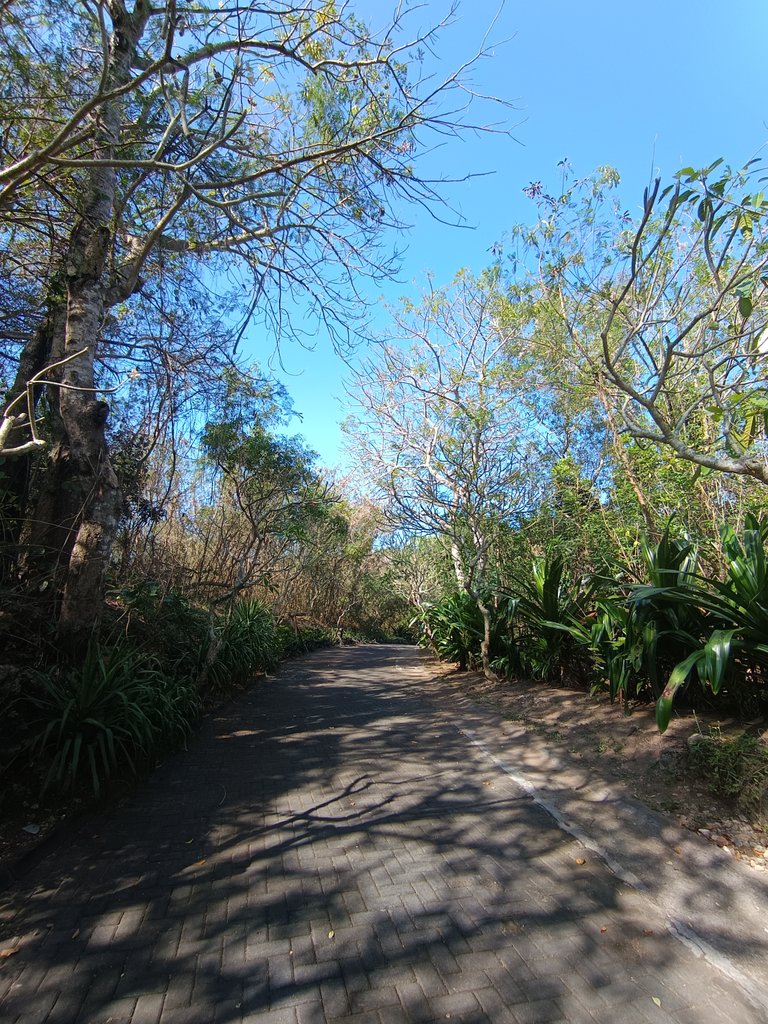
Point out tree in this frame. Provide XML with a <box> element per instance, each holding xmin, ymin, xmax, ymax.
<box><xmin>345</xmin><ymin>271</ymin><xmax>549</xmax><ymax>677</ymax></box>
<box><xmin>509</xmin><ymin>161</ymin><xmax>768</xmax><ymax>491</ymax></box>
<box><xmin>273</xmin><ymin>493</ymin><xmax>409</xmax><ymax>641</ymax></box>
<box><xmin>197</xmin><ymin>375</ymin><xmax>336</xmax><ymax>603</ymax></box>
<box><xmin>0</xmin><ymin>0</ymin><xmax>503</xmax><ymax>639</ymax></box>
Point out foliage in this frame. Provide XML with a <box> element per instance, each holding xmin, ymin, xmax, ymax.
<box><xmin>0</xmin><ymin>0</ymin><xmax>500</xmax><ymax>638</ymax></box>
<box><xmin>503</xmin><ymin>554</ymin><xmax>596</xmax><ymax>685</ymax></box>
<box><xmin>506</xmin><ymin>160</ymin><xmax>768</xmax><ymax>485</ymax></box>
<box><xmin>416</xmin><ymin>591</ymin><xmax>484</xmax><ymax>670</ymax></box>
<box><xmin>276</xmin><ymin>624</ymin><xmax>333</xmax><ymax>658</ymax></box>
<box><xmin>206</xmin><ymin>599</ymin><xmax>282</xmax><ymax>693</ymax></box>
<box><xmin>655</xmin><ymin>515</ymin><xmax>768</xmax><ymax>729</ymax></box>
<box><xmin>120</xmin><ymin>584</ymin><xmax>285</xmax><ymax>692</ymax></box>
<box><xmin>416</xmin><ymin>512</ymin><xmax>768</xmax><ymax>735</ymax></box>
<box><xmin>25</xmin><ymin>642</ymin><xmax>199</xmax><ymax>797</ymax></box>
<box><xmin>347</xmin><ymin>270</ymin><xmax>557</xmax><ymax>676</ymax></box>
<box><xmin>415</xmin><ymin>590</ymin><xmax>519</xmax><ymax>673</ymax></box>
<box><xmin>689</xmin><ymin>728</ymin><xmax>768</xmax><ymax>821</ymax></box>
<box><xmin>119</xmin><ymin>580</ymin><xmax>211</xmax><ymax>683</ymax></box>
<box><xmin>610</xmin><ymin>528</ymin><xmax>707</xmax><ymax>701</ymax></box>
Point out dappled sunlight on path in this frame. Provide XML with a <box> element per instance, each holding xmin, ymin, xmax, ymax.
<box><xmin>0</xmin><ymin>645</ymin><xmax>765</xmax><ymax>1023</ymax></box>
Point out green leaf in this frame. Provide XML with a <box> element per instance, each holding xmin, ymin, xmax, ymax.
<box><xmin>656</xmin><ymin>650</ymin><xmax>701</xmax><ymax>732</ymax></box>
<box><xmin>696</xmin><ymin>629</ymin><xmax>736</xmax><ymax>694</ymax></box>
<box><xmin>739</xmin><ymin>295</ymin><xmax>753</xmax><ymax>319</ymax></box>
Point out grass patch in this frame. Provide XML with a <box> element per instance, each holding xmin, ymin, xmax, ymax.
<box><xmin>689</xmin><ymin>726</ymin><xmax>768</xmax><ymax>822</ymax></box>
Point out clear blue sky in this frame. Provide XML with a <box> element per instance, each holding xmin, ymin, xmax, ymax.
<box><xmin>256</xmin><ymin>0</ymin><xmax>768</xmax><ymax>468</ymax></box>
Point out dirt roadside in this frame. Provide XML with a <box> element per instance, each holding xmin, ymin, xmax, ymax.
<box><xmin>420</xmin><ymin>662</ymin><xmax>768</xmax><ymax>872</ymax></box>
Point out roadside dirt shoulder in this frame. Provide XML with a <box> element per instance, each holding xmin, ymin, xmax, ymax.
<box><xmin>421</xmin><ymin>663</ymin><xmax>768</xmax><ymax>872</ymax></box>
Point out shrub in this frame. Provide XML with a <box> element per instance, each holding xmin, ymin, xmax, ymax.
<box><xmin>26</xmin><ymin>641</ymin><xmax>199</xmax><ymax>796</ymax></box>
<box><xmin>118</xmin><ymin>580</ymin><xmax>210</xmax><ymax>682</ymax></box>
<box><xmin>276</xmin><ymin>624</ymin><xmax>333</xmax><ymax>657</ymax></box>
<box><xmin>206</xmin><ymin>598</ymin><xmax>281</xmax><ymax>692</ymax></box>
<box><xmin>415</xmin><ymin>592</ymin><xmax>485</xmax><ymax>669</ymax></box>
<box><xmin>503</xmin><ymin>554</ymin><xmax>596</xmax><ymax>685</ymax></box>
<box><xmin>415</xmin><ymin>591</ymin><xmax>520</xmax><ymax>673</ymax></box>
<box><xmin>652</xmin><ymin>516</ymin><xmax>768</xmax><ymax>730</ymax></box>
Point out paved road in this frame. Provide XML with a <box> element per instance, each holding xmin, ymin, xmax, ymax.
<box><xmin>0</xmin><ymin>645</ymin><xmax>766</xmax><ymax>1023</ymax></box>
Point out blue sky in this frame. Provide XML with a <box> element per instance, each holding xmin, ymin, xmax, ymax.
<box><xmin>257</xmin><ymin>0</ymin><xmax>768</xmax><ymax>468</ymax></box>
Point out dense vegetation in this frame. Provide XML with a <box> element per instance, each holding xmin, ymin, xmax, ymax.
<box><xmin>0</xmin><ymin>0</ymin><xmax>462</xmax><ymax>806</ymax></box>
<box><xmin>2</xmin><ymin>2</ymin><xmax>768</xmax><ymax>819</ymax></box>
<box><xmin>347</xmin><ymin>163</ymin><xmax>768</xmax><ymax>739</ymax></box>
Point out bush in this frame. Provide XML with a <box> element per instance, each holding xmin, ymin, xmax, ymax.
<box><xmin>415</xmin><ymin>591</ymin><xmax>519</xmax><ymax>673</ymax></box>
<box><xmin>25</xmin><ymin>641</ymin><xmax>200</xmax><ymax>796</ymax></box>
<box><xmin>504</xmin><ymin>554</ymin><xmax>595</xmax><ymax>685</ymax></box>
<box><xmin>276</xmin><ymin>624</ymin><xmax>334</xmax><ymax>657</ymax></box>
<box><xmin>652</xmin><ymin>516</ymin><xmax>768</xmax><ymax>730</ymax></box>
<box><xmin>206</xmin><ymin>598</ymin><xmax>281</xmax><ymax>692</ymax></box>
<box><xmin>118</xmin><ymin>580</ymin><xmax>210</xmax><ymax>682</ymax></box>
<box><xmin>120</xmin><ymin>585</ymin><xmax>279</xmax><ymax>693</ymax></box>
<box><xmin>415</xmin><ymin>592</ymin><xmax>484</xmax><ymax>669</ymax></box>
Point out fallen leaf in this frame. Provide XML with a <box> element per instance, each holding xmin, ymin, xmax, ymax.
<box><xmin>196</xmin><ymin>859</ymin><xmax>206</xmax><ymax>866</ymax></box>
<box><xmin>575</xmin><ymin>858</ymin><xmax>586</xmax><ymax>865</ymax></box>
<box><xmin>673</xmin><ymin>846</ymin><xmax>682</xmax><ymax>856</ymax></box>
<box><xmin>328</xmin><ymin>930</ymin><xmax>335</xmax><ymax>939</ymax></box>
<box><xmin>600</xmin><ymin>927</ymin><xmax>608</xmax><ymax>934</ymax></box>
<box><xmin>652</xmin><ymin>996</ymin><xmax>662</xmax><ymax>1007</ymax></box>
<box><xmin>0</xmin><ymin>948</ymin><xmax>19</xmax><ymax>959</ymax></box>
<box><xmin>643</xmin><ymin>929</ymin><xmax>654</xmax><ymax>936</ymax></box>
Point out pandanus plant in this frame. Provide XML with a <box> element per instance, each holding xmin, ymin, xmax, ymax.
<box><xmin>501</xmin><ymin>554</ymin><xmax>597</xmax><ymax>685</ymax></box>
<box><xmin>653</xmin><ymin>514</ymin><xmax>768</xmax><ymax>730</ymax></box>
<box><xmin>415</xmin><ymin>591</ymin><xmax>519</xmax><ymax>672</ymax></box>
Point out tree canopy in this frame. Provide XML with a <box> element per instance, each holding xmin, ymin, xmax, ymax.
<box><xmin>0</xmin><ymin>0</ymin><xmax>501</xmax><ymax>637</ymax></box>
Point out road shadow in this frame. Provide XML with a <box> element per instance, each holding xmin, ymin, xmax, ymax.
<box><xmin>0</xmin><ymin>645</ymin><xmax>763</xmax><ymax>1023</ymax></box>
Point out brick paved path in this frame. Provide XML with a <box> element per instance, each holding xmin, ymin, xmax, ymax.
<box><xmin>0</xmin><ymin>645</ymin><xmax>765</xmax><ymax>1023</ymax></box>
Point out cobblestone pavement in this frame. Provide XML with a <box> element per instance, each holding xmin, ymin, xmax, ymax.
<box><xmin>1</xmin><ymin>645</ymin><xmax>766</xmax><ymax>1024</ymax></box>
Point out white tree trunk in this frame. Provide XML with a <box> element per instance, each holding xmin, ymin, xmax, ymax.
<box><xmin>54</xmin><ymin>2</ymin><xmax>151</xmax><ymax>639</ymax></box>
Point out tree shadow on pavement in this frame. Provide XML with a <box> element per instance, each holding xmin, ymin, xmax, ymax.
<box><xmin>0</xmin><ymin>645</ymin><xmax>764</xmax><ymax>1023</ymax></box>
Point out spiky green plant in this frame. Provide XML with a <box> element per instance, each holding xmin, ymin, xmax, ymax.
<box><xmin>206</xmin><ymin>598</ymin><xmax>281</xmax><ymax>692</ymax></box>
<box><xmin>655</xmin><ymin>515</ymin><xmax>768</xmax><ymax>730</ymax></box>
<box><xmin>415</xmin><ymin>591</ymin><xmax>485</xmax><ymax>669</ymax></box>
<box><xmin>503</xmin><ymin>554</ymin><xmax>597</xmax><ymax>684</ymax></box>
<box><xmin>26</xmin><ymin>642</ymin><xmax>199</xmax><ymax>796</ymax></box>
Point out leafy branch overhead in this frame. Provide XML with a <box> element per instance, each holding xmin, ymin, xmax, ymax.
<box><xmin>0</xmin><ymin>0</ymin><xmax>505</xmax><ymax>638</ymax></box>
<box><xmin>507</xmin><ymin>159</ymin><xmax>768</xmax><ymax>484</ymax></box>
<box><xmin>1</xmin><ymin>0</ymin><xmax>501</xmax><ymax>346</ymax></box>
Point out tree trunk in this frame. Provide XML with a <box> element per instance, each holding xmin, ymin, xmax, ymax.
<box><xmin>38</xmin><ymin>2</ymin><xmax>150</xmax><ymax>641</ymax></box>
<box><xmin>449</xmin><ymin>539</ymin><xmax>467</xmax><ymax>589</ymax></box>
<box><xmin>0</xmin><ymin>288</ymin><xmax>67</xmax><ymax>582</ymax></box>
<box><xmin>474</xmin><ymin>591</ymin><xmax>499</xmax><ymax>682</ymax></box>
